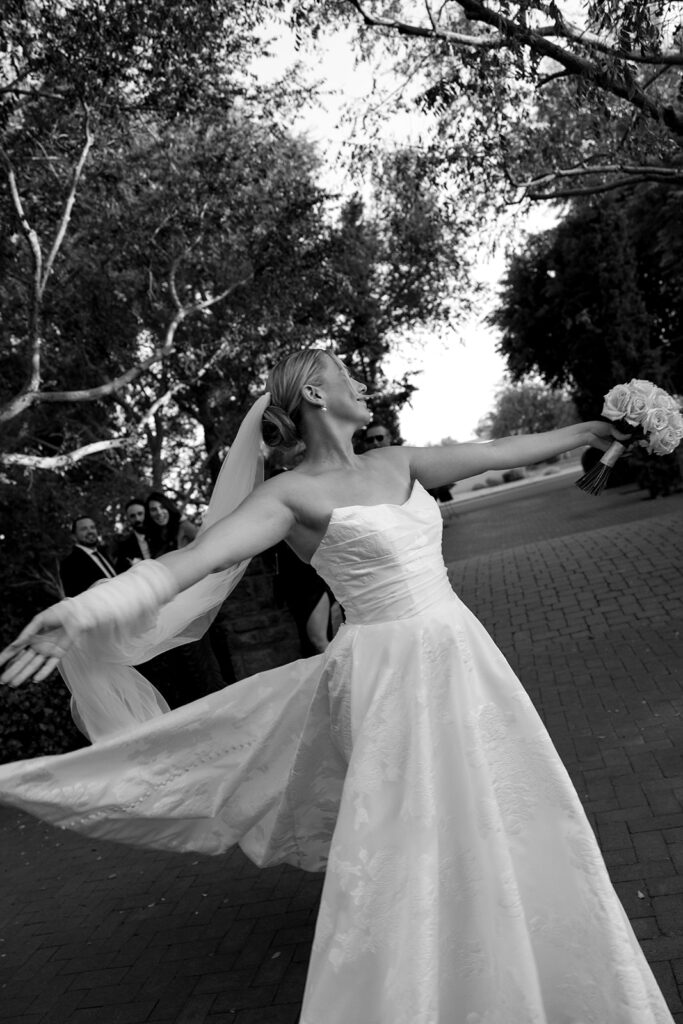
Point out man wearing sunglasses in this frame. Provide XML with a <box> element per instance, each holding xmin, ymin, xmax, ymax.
<box><xmin>364</xmin><ymin>422</ymin><xmax>393</xmax><ymax>449</ymax></box>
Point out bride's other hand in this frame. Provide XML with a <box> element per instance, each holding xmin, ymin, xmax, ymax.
<box><xmin>0</xmin><ymin>603</ymin><xmax>82</xmax><ymax>687</ymax></box>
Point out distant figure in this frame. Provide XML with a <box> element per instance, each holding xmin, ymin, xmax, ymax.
<box><xmin>60</xmin><ymin>516</ymin><xmax>117</xmax><ymax>597</ymax></box>
<box><xmin>145</xmin><ymin>491</ymin><xmax>197</xmax><ymax>558</ymax></box>
<box><xmin>140</xmin><ymin>492</ymin><xmax>229</xmax><ymax>705</ymax></box>
<box><xmin>363</xmin><ymin>420</ymin><xmax>392</xmax><ymax>451</ymax></box>
<box><xmin>273</xmin><ymin>541</ymin><xmax>341</xmax><ymax>657</ymax></box>
<box><xmin>364</xmin><ymin>420</ymin><xmax>452</xmax><ymax>499</ymax></box>
<box><xmin>113</xmin><ymin>498</ymin><xmax>152</xmax><ymax>573</ymax></box>
<box><xmin>267</xmin><ymin>446</ymin><xmax>342</xmax><ymax>657</ymax></box>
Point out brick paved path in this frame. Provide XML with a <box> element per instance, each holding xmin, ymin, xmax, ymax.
<box><xmin>1</xmin><ymin>479</ymin><xmax>682</xmax><ymax>1023</ymax></box>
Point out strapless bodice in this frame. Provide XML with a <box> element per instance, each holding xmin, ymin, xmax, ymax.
<box><xmin>310</xmin><ymin>481</ymin><xmax>453</xmax><ymax>624</ymax></box>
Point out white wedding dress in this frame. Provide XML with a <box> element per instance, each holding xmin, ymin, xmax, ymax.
<box><xmin>0</xmin><ymin>481</ymin><xmax>674</xmax><ymax>1024</ymax></box>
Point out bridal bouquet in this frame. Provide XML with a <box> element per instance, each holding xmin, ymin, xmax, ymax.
<box><xmin>576</xmin><ymin>379</ymin><xmax>683</xmax><ymax>495</ymax></box>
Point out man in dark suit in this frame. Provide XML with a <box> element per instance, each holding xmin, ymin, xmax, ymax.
<box><xmin>113</xmin><ymin>498</ymin><xmax>151</xmax><ymax>573</ymax></box>
<box><xmin>60</xmin><ymin>515</ymin><xmax>117</xmax><ymax>597</ymax></box>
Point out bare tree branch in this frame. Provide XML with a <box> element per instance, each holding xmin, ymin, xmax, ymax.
<box><xmin>513</xmin><ymin>160</ymin><xmax>683</xmax><ymax>200</ymax></box>
<box><xmin>533</xmin><ymin>5</ymin><xmax>683</xmax><ymax>67</ymax></box>
<box><xmin>527</xmin><ymin>176</ymin><xmax>656</xmax><ymax>198</ymax></box>
<box><xmin>136</xmin><ymin>332</ymin><xmax>237</xmax><ymax>432</ymax></box>
<box><xmin>347</xmin><ymin>0</ymin><xmax>683</xmax><ymax>137</ymax></box>
<box><xmin>0</xmin><ymin>438</ymin><xmax>127</xmax><ymax>471</ymax></box>
<box><xmin>348</xmin><ymin>0</ymin><xmax>503</xmax><ymax>48</ymax></box>
<box><xmin>0</xmin><ymin>103</ymin><xmax>93</xmax><ymax>420</ymax></box>
<box><xmin>0</xmin><ymin>266</ymin><xmax>252</xmax><ymax>420</ymax></box>
<box><xmin>0</xmin><ymin>85</ymin><xmax>67</xmax><ymax>100</ymax></box>
<box><xmin>0</xmin><ymin>148</ymin><xmax>44</xmax><ymax>396</ymax></box>
<box><xmin>41</xmin><ymin>103</ymin><xmax>94</xmax><ymax>291</ymax></box>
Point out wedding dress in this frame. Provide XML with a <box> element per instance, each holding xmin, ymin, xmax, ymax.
<box><xmin>0</xmin><ymin>481</ymin><xmax>673</xmax><ymax>1024</ymax></box>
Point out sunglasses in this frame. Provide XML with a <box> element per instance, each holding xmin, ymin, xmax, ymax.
<box><xmin>367</xmin><ymin>433</ymin><xmax>386</xmax><ymax>442</ymax></box>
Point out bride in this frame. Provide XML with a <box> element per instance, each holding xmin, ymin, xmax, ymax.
<box><xmin>0</xmin><ymin>349</ymin><xmax>674</xmax><ymax>1023</ymax></box>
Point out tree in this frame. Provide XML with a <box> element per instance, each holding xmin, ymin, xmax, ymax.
<box><xmin>296</xmin><ymin>0</ymin><xmax>683</xmax><ymax>201</ymax></box>
<box><xmin>0</xmin><ymin>0</ymin><xmax>297</xmax><ymax>471</ymax></box>
<box><xmin>490</xmin><ymin>188</ymin><xmax>683</xmax><ymax>417</ymax></box>
<box><xmin>476</xmin><ymin>379</ymin><xmax>577</xmax><ymax>439</ymax></box>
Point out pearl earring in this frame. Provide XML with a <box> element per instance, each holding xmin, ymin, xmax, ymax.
<box><xmin>321</xmin><ymin>404</ymin><xmax>327</xmax><ymax>412</ymax></box>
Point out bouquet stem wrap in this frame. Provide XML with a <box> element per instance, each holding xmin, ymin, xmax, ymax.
<box><xmin>575</xmin><ymin>441</ymin><xmax>627</xmax><ymax>495</ymax></box>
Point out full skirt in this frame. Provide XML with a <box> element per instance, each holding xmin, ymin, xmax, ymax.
<box><xmin>0</xmin><ymin>592</ymin><xmax>674</xmax><ymax>1024</ymax></box>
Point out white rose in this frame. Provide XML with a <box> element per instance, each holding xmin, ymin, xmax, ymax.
<box><xmin>628</xmin><ymin>378</ymin><xmax>658</xmax><ymax>398</ymax></box>
<box><xmin>642</xmin><ymin>408</ymin><xmax>669</xmax><ymax>435</ymax></box>
<box><xmin>602</xmin><ymin>383</ymin><xmax>631</xmax><ymax>421</ymax></box>
<box><xmin>651</xmin><ymin>389</ymin><xmax>673</xmax><ymax>410</ymax></box>
<box><xmin>623</xmin><ymin>391</ymin><xmax>650</xmax><ymax>426</ymax></box>
<box><xmin>669</xmin><ymin>410</ymin><xmax>683</xmax><ymax>436</ymax></box>
<box><xmin>652</xmin><ymin>426</ymin><xmax>679</xmax><ymax>455</ymax></box>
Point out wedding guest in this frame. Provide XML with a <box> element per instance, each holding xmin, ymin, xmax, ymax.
<box><xmin>145</xmin><ymin>491</ymin><xmax>197</xmax><ymax>558</ymax></box>
<box><xmin>364</xmin><ymin>419</ymin><xmax>452</xmax><ymax>498</ymax></box>
<box><xmin>141</xmin><ymin>491</ymin><xmax>226</xmax><ymax>706</ymax></box>
<box><xmin>272</xmin><ymin>540</ymin><xmax>341</xmax><ymax>656</ymax></box>
<box><xmin>363</xmin><ymin>420</ymin><xmax>392</xmax><ymax>450</ymax></box>
<box><xmin>113</xmin><ymin>498</ymin><xmax>152</xmax><ymax>573</ymax></box>
<box><xmin>59</xmin><ymin>516</ymin><xmax>117</xmax><ymax>597</ymax></box>
<box><xmin>267</xmin><ymin>447</ymin><xmax>342</xmax><ymax>657</ymax></box>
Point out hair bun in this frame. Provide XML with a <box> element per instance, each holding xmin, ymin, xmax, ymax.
<box><xmin>262</xmin><ymin>405</ymin><xmax>300</xmax><ymax>450</ymax></box>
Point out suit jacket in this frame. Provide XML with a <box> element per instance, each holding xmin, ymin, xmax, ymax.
<box><xmin>113</xmin><ymin>531</ymin><xmax>150</xmax><ymax>574</ymax></box>
<box><xmin>60</xmin><ymin>547</ymin><xmax>116</xmax><ymax>597</ymax></box>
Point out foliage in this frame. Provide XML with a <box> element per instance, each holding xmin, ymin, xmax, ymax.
<box><xmin>490</xmin><ymin>187</ymin><xmax>683</xmax><ymax>417</ymax></box>
<box><xmin>476</xmin><ymin>379</ymin><xmax>578</xmax><ymax>439</ymax></box>
<box><xmin>0</xmin><ymin>0</ymin><xmax>276</xmax><ymax>125</ymax></box>
<box><xmin>1</xmin><ymin>103</ymin><xmax>464</xmax><ymax>483</ymax></box>
<box><xmin>0</xmin><ymin>678</ymin><xmax>87</xmax><ymax>763</ymax></box>
<box><xmin>0</xmin><ymin>19</ymin><xmax>466</xmax><ymax>655</ymax></box>
<box><xmin>291</xmin><ymin>0</ymin><xmax>683</xmax><ymax>202</ymax></box>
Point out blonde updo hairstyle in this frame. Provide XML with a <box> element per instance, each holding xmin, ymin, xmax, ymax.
<box><xmin>262</xmin><ymin>348</ymin><xmax>330</xmax><ymax>451</ymax></box>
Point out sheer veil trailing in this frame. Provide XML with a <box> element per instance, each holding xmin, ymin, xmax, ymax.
<box><xmin>60</xmin><ymin>393</ymin><xmax>272</xmax><ymax>743</ymax></box>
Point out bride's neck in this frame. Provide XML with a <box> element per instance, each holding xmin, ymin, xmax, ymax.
<box><xmin>300</xmin><ymin>425</ymin><xmax>360</xmax><ymax>472</ymax></box>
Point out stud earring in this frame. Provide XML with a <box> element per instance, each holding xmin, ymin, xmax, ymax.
<box><xmin>321</xmin><ymin>404</ymin><xmax>327</xmax><ymax>412</ymax></box>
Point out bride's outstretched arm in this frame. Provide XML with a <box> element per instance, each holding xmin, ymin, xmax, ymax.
<box><xmin>160</xmin><ymin>483</ymin><xmax>295</xmax><ymax>591</ymax></box>
<box><xmin>405</xmin><ymin>421</ymin><xmax>630</xmax><ymax>488</ymax></box>
<box><xmin>0</xmin><ymin>483</ymin><xmax>295</xmax><ymax>687</ymax></box>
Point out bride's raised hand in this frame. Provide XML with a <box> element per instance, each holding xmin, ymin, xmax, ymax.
<box><xmin>586</xmin><ymin>421</ymin><xmax>634</xmax><ymax>452</ymax></box>
<box><xmin>0</xmin><ymin>603</ymin><xmax>83</xmax><ymax>688</ymax></box>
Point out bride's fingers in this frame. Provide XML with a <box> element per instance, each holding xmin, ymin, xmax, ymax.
<box><xmin>0</xmin><ymin>646</ymin><xmax>36</xmax><ymax>681</ymax></box>
<box><xmin>33</xmin><ymin>656</ymin><xmax>61</xmax><ymax>683</ymax></box>
<box><xmin>0</xmin><ymin>618</ymin><xmax>48</xmax><ymax>669</ymax></box>
<box><xmin>0</xmin><ymin>641</ymin><xmax>27</xmax><ymax>668</ymax></box>
<box><xmin>2</xmin><ymin>650</ymin><xmax>45</xmax><ymax>687</ymax></box>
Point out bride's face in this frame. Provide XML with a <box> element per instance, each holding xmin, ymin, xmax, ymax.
<box><xmin>320</xmin><ymin>355</ymin><xmax>371</xmax><ymax>426</ymax></box>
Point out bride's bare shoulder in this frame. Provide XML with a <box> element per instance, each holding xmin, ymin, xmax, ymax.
<box><xmin>255</xmin><ymin>470</ymin><xmax>327</xmax><ymax>519</ymax></box>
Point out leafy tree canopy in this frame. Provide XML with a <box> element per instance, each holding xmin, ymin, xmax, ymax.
<box><xmin>490</xmin><ymin>187</ymin><xmax>683</xmax><ymax>417</ymax></box>
<box><xmin>0</xmin><ymin>5</ymin><xmax>467</xmax><ymax>629</ymax></box>
<box><xmin>476</xmin><ymin>379</ymin><xmax>577</xmax><ymax>439</ymax></box>
<box><xmin>291</xmin><ymin>0</ymin><xmax>683</xmax><ymax>202</ymax></box>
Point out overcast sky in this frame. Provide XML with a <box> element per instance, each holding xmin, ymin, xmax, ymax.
<box><xmin>255</xmin><ymin>17</ymin><xmax>557</xmax><ymax>443</ymax></box>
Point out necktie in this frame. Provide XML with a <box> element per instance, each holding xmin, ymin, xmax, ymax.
<box><xmin>90</xmin><ymin>550</ymin><xmax>116</xmax><ymax>578</ymax></box>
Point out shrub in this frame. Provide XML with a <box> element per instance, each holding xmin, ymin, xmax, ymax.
<box><xmin>0</xmin><ymin>674</ymin><xmax>87</xmax><ymax>764</ymax></box>
<box><xmin>502</xmin><ymin>468</ymin><xmax>526</xmax><ymax>484</ymax></box>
